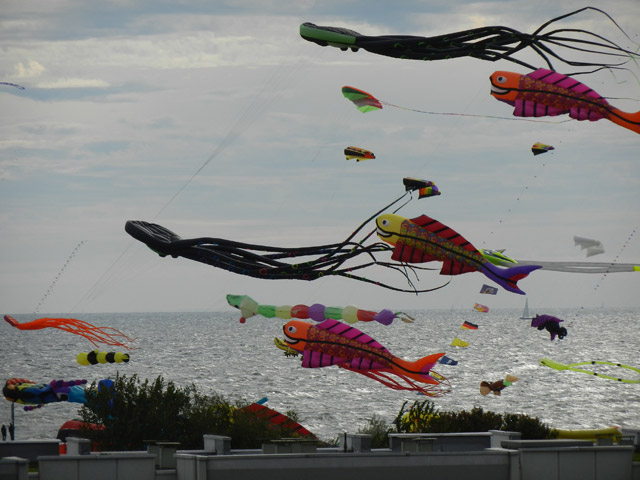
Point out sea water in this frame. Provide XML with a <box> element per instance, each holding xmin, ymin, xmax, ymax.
<box><xmin>1</xmin><ymin>308</ymin><xmax>638</xmax><ymax>442</ymax></box>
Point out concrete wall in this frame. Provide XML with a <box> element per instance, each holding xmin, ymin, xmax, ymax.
<box><xmin>517</xmin><ymin>446</ymin><xmax>633</xmax><ymax>480</ymax></box>
<box><xmin>0</xmin><ymin>441</ymin><xmax>59</xmax><ymax>463</ymax></box>
<box><xmin>37</xmin><ymin>453</ymin><xmax>156</xmax><ymax>480</ymax></box>
<box><xmin>173</xmin><ymin>444</ymin><xmax>635</xmax><ymax>480</ymax></box>
<box><xmin>389</xmin><ymin>430</ymin><xmax>522</xmax><ymax>452</ymax></box>
<box><xmin>1</xmin><ymin>432</ymin><xmax>635</xmax><ymax>480</ymax></box>
<box><xmin>175</xmin><ymin>450</ymin><xmax>516</xmax><ymax>480</ymax></box>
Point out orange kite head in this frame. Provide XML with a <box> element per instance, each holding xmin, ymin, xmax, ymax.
<box><xmin>489</xmin><ymin>71</ymin><xmax>523</xmax><ymax>102</ymax></box>
<box><xmin>283</xmin><ymin>320</ymin><xmax>313</xmax><ymax>352</ymax></box>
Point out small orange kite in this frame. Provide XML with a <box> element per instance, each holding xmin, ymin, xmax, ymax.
<box><xmin>4</xmin><ymin>315</ymin><xmax>137</xmax><ymax>350</ymax></box>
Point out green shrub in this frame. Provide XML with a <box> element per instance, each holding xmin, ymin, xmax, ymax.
<box><xmin>79</xmin><ymin>374</ymin><xmax>308</xmax><ymax>450</ymax></box>
<box><xmin>393</xmin><ymin>399</ymin><xmax>555</xmax><ymax>439</ymax></box>
<box><xmin>357</xmin><ymin>414</ymin><xmax>392</xmax><ymax>448</ymax></box>
<box><xmin>502</xmin><ymin>413</ymin><xmax>557</xmax><ymax>439</ymax></box>
<box><xmin>393</xmin><ymin>399</ymin><xmax>438</xmax><ymax>433</ymax></box>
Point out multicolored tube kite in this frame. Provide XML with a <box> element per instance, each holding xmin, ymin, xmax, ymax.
<box><xmin>226</xmin><ymin>294</ymin><xmax>414</xmax><ymax>325</ymax></box>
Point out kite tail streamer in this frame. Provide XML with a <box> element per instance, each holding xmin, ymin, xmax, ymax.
<box><xmin>541</xmin><ymin>358</ymin><xmax>640</xmax><ymax>383</ymax></box>
<box><xmin>4</xmin><ymin>315</ymin><xmax>138</xmax><ymax>350</ymax></box>
<box><xmin>340</xmin><ymin>367</ymin><xmax>450</xmax><ymax>397</ymax></box>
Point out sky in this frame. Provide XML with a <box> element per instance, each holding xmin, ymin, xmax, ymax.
<box><xmin>1</xmin><ymin>0</ymin><xmax>639</xmax><ymax>315</ymax></box>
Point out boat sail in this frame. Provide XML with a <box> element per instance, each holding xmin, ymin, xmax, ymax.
<box><xmin>520</xmin><ymin>298</ymin><xmax>532</xmax><ymax>320</ymax></box>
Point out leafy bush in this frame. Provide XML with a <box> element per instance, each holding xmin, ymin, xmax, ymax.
<box><xmin>357</xmin><ymin>414</ymin><xmax>392</xmax><ymax>448</ymax></box>
<box><xmin>79</xmin><ymin>374</ymin><xmax>309</xmax><ymax>450</ymax></box>
<box><xmin>393</xmin><ymin>399</ymin><xmax>555</xmax><ymax>439</ymax></box>
<box><xmin>502</xmin><ymin>413</ymin><xmax>557</xmax><ymax>440</ymax></box>
<box><xmin>393</xmin><ymin>399</ymin><xmax>438</xmax><ymax>433</ymax></box>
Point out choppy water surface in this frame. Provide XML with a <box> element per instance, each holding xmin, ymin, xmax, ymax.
<box><xmin>1</xmin><ymin>308</ymin><xmax>638</xmax><ymax>442</ymax></box>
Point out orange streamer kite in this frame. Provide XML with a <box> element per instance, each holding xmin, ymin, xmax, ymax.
<box><xmin>4</xmin><ymin>315</ymin><xmax>137</xmax><ymax>350</ymax></box>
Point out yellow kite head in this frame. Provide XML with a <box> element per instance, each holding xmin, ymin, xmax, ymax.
<box><xmin>375</xmin><ymin>214</ymin><xmax>408</xmax><ymax>246</ymax></box>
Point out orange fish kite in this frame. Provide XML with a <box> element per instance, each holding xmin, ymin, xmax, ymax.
<box><xmin>490</xmin><ymin>68</ymin><xmax>640</xmax><ymax>134</ymax></box>
<box><xmin>283</xmin><ymin>319</ymin><xmax>449</xmax><ymax>396</ymax></box>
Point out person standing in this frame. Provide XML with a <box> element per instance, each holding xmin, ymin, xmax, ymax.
<box><xmin>1</xmin><ymin>424</ymin><xmax>6</xmax><ymax>441</ymax></box>
<box><xmin>8</xmin><ymin>423</ymin><xmax>14</xmax><ymax>441</ymax></box>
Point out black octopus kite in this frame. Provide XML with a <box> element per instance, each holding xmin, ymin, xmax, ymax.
<box><xmin>125</xmin><ymin>179</ymin><xmax>448</xmax><ymax>294</ymax></box>
<box><xmin>300</xmin><ymin>7</ymin><xmax>639</xmax><ymax>74</ymax></box>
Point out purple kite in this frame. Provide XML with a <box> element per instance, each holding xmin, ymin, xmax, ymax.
<box><xmin>531</xmin><ymin>314</ymin><xmax>567</xmax><ymax>340</ymax></box>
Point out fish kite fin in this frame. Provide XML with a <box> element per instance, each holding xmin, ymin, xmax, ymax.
<box><xmin>482</xmin><ymin>263</ymin><xmax>541</xmax><ymax>295</ymax></box>
<box><xmin>440</xmin><ymin>259</ymin><xmax>477</xmax><ymax>276</ymax></box>
<box><xmin>393</xmin><ymin>352</ymin><xmax>445</xmax><ymax>385</ymax></box>
<box><xmin>609</xmin><ymin>108</ymin><xmax>640</xmax><ymax>135</ymax></box>
<box><xmin>528</xmin><ymin>69</ymin><xmax>610</xmax><ymax>107</ymax></box>
<box><xmin>409</xmin><ymin>215</ymin><xmax>478</xmax><ymax>253</ymax></box>
<box><xmin>391</xmin><ymin>244</ymin><xmax>440</xmax><ymax>264</ymax></box>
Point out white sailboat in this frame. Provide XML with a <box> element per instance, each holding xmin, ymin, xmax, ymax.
<box><xmin>520</xmin><ymin>298</ymin><xmax>532</xmax><ymax>320</ymax></box>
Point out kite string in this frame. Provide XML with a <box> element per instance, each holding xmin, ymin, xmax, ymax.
<box><xmin>593</xmin><ymin>226</ymin><xmax>637</xmax><ymax>292</ymax></box>
<box><xmin>73</xmin><ymin>60</ymin><xmax>307</xmax><ymax>311</ymax></box>
<box><xmin>74</xmin><ymin>67</ymin><xmax>290</xmax><ymax>304</ymax></box>
<box><xmin>483</xmin><ymin>147</ymin><xmax>555</xmax><ymax>244</ymax></box>
<box><xmin>153</xmin><ymin>61</ymin><xmax>300</xmax><ymax>220</ymax></box>
<box><xmin>35</xmin><ymin>240</ymin><xmax>86</xmax><ymax>314</ymax></box>
<box><xmin>379</xmin><ymin>100</ymin><xmax>572</xmax><ymax>124</ymax></box>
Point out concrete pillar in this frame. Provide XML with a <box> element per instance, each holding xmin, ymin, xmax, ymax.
<box><xmin>262</xmin><ymin>439</ymin><xmax>318</xmax><ymax>454</ymax></box>
<box><xmin>146</xmin><ymin>441</ymin><xmax>180</xmax><ymax>468</ymax></box>
<box><xmin>203</xmin><ymin>435</ymin><xmax>231</xmax><ymax>455</ymax></box>
<box><xmin>0</xmin><ymin>456</ymin><xmax>28</xmax><ymax>480</ymax></box>
<box><xmin>67</xmin><ymin>437</ymin><xmax>91</xmax><ymax>455</ymax></box>
<box><xmin>339</xmin><ymin>433</ymin><xmax>372</xmax><ymax>452</ymax></box>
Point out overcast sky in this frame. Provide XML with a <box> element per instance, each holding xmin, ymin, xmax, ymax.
<box><xmin>1</xmin><ymin>0</ymin><xmax>639</xmax><ymax>315</ymax></box>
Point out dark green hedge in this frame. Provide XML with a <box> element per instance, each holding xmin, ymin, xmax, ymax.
<box><xmin>78</xmin><ymin>374</ymin><xmax>307</xmax><ymax>450</ymax></box>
